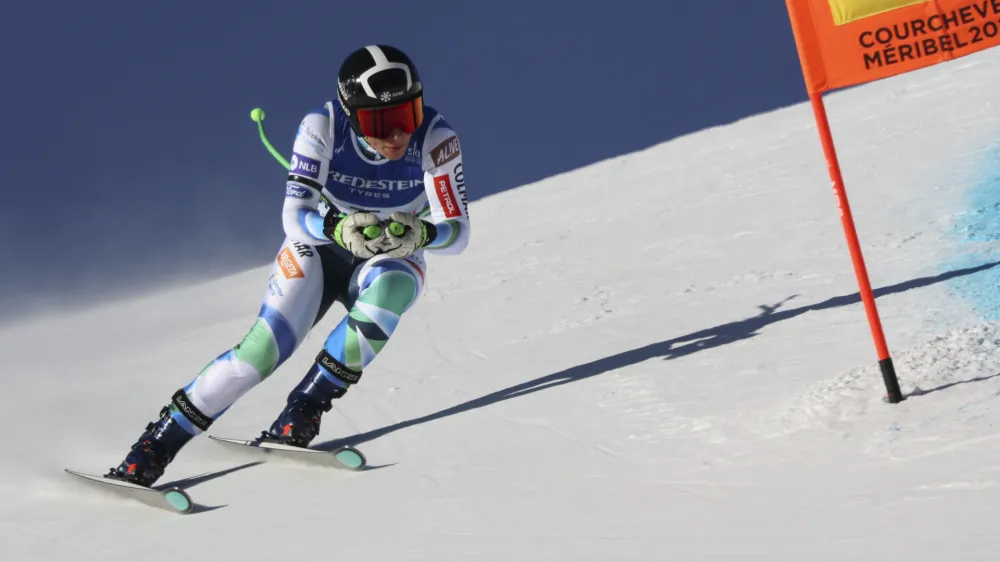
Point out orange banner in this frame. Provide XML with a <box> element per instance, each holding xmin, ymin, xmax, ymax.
<box><xmin>787</xmin><ymin>0</ymin><xmax>1000</xmax><ymax>93</ymax></box>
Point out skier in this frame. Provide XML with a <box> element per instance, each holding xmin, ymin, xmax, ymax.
<box><xmin>106</xmin><ymin>44</ymin><xmax>470</xmax><ymax>487</ymax></box>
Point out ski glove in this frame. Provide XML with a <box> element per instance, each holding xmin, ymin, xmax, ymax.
<box><xmin>324</xmin><ymin>212</ymin><xmax>387</xmax><ymax>260</ymax></box>
<box><xmin>378</xmin><ymin>211</ymin><xmax>437</xmax><ymax>258</ymax></box>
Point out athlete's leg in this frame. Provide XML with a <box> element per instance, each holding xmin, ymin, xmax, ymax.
<box><xmin>178</xmin><ymin>240</ymin><xmax>355</xmax><ymax>427</ymax></box>
<box><xmin>264</xmin><ymin>252</ymin><xmax>427</xmax><ymax>445</ymax></box>
<box><xmin>107</xmin><ymin>238</ymin><xmax>356</xmax><ymax>486</ymax></box>
<box><xmin>327</xmin><ymin>251</ymin><xmax>427</xmax><ymax>372</ymax></box>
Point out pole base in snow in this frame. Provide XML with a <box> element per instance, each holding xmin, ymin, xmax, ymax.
<box><xmin>880</xmin><ymin>358</ymin><xmax>904</xmax><ymax>404</ymax></box>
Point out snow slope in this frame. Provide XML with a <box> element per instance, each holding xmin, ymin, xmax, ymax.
<box><xmin>4</xmin><ymin>49</ymin><xmax>1000</xmax><ymax>561</ymax></box>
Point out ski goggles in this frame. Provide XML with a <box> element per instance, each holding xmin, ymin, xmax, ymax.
<box><xmin>355</xmin><ymin>96</ymin><xmax>424</xmax><ymax>139</ymax></box>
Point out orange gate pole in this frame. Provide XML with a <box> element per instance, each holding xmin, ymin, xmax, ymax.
<box><xmin>809</xmin><ymin>91</ymin><xmax>903</xmax><ymax>404</ymax></box>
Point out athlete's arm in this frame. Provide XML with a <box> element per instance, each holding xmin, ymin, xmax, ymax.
<box><xmin>419</xmin><ymin>119</ymin><xmax>470</xmax><ymax>255</ymax></box>
<box><xmin>281</xmin><ymin>104</ymin><xmax>336</xmax><ymax>245</ymax></box>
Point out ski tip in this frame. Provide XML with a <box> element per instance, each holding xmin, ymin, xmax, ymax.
<box><xmin>334</xmin><ymin>447</ymin><xmax>367</xmax><ymax>470</ymax></box>
<box><xmin>162</xmin><ymin>489</ymin><xmax>194</xmax><ymax>514</ymax></box>
<box><xmin>64</xmin><ymin>468</ymin><xmax>196</xmax><ymax>515</ymax></box>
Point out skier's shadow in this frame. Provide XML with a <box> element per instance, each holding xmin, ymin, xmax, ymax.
<box><xmin>908</xmin><ymin>372</ymin><xmax>1000</xmax><ymax>397</ymax></box>
<box><xmin>156</xmin><ymin>461</ymin><xmax>263</xmax><ymax>513</ymax></box>
<box><xmin>312</xmin><ymin>261</ymin><xmax>1000</xmax><ymax>453</ymax></box>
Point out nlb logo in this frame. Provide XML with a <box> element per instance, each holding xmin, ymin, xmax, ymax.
<box><xmin>290</xmin><ymin>152</ymin><xmax>321</xmax><ymax>180</ymax></box>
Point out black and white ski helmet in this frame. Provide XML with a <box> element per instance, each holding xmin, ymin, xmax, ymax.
<box><xmin>337</xmin><ymin>45</ymin><xmax>423</xmax><ymax>136</ymax></box>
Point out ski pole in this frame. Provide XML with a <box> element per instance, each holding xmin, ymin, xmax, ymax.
<box><xmin>250</xmin><ymin>108</ymin><xmax>290</xmax><ymax>170</ymax></box>
<box><xmin>251</xmin><ymin>107</ymin><xmax>339</xmax><ymax>211</ymax></box>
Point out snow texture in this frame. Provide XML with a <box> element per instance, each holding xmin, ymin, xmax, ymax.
<box><xmin>5</xmin><ymin>49</ymin><xmax>1000</xmax><ymax>561</ymax></box>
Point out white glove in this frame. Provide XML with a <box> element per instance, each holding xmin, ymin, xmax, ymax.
<box><xmin>327</xmin><ymin>212</ymin><xmax>387</xmax><ymax>259</ymax></box>
<box><xmin>377</xmin><ymin>211</ymin><xmax>433</xmax><ymax>258</ymax></box>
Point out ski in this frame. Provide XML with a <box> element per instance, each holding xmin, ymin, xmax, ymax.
<box><xmin>208</xmin><ymin>435</ymin><xmax>367</xmax><ymax>471</ymax></box>
<box><xmin>63</xmin><ymin>469</ymin><xmax>194</xmax><ymax>514</ymax></box>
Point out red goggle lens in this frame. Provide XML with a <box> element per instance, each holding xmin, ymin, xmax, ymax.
<box><xmin>355</xmin><ymin>96</ymin><xmax>424</xmax><ymax>138</ymax></box>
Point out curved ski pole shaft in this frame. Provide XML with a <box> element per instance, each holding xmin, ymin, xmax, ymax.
<box><xmin>251</xmin><ymin>107</ymin><xmax>335</xmax><ymax>210</ymax></box>
<box><xmin>250</xmin><ymin>108</ymin><xmax>290</xmax><ymax>170</ymax></box>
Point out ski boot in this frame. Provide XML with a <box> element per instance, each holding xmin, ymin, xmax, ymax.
<box><xmin>259</xmin><ymin>352</ymin><xmax>357</xmax><ymax>448</ymax></box>
<box><xmin>106</xmin><ymin>390</ymin><xmax>209</xmax><ymax>487</ymax></box>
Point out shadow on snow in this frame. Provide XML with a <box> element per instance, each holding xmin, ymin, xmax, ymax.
<box><xmin>314</xmin><ymin>261</ymin><xmax>1000</xmax><ymax>452</ymax></box>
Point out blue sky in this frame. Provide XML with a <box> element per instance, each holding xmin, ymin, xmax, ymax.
<box><xmin>0</xmin><ymin>1</ymin><xmax>808</xmax><ymax>316</ymax></box>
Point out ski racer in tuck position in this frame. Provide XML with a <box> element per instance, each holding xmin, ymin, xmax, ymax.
<box><xmin>106</xmin><ymin>44</ymin><xmax>471</xmax><ymax>486</ymax></box>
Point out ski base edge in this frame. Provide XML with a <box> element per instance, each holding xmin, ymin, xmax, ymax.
<box><xmin>207</xmin><ymin>435</ymin><xmax>367</xmax><ymax>471</ymax></box>
<box><xmin>64</xmin><ymin>469</ymin><xmax>194</xmax><ymax>514</ymax></box>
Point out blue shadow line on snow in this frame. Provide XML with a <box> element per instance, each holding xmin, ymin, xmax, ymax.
<box><xmin>313</xmin><ymin>261</ymin><xmax>1000</xmax><ymax>452</ymax></box>
<box><xmin>147</xmin><ymin>461</ymin><xmax>265</xmax><ymax>514</ymax></box>
<box><xmin>908</xmin><ymin>372</ymin><xmax>1000</xmax><ymax>398</ymax></box>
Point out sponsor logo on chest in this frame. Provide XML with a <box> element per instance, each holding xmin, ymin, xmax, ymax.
<box><xmin>328</xmin><ymin>170</ymin><xmax>422</xmax><ymax>199</ymax></box>
<box><xmin>405</xmin><ymin>145</ymin><xmax>422</xmax><ymax>165</ymax></box>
